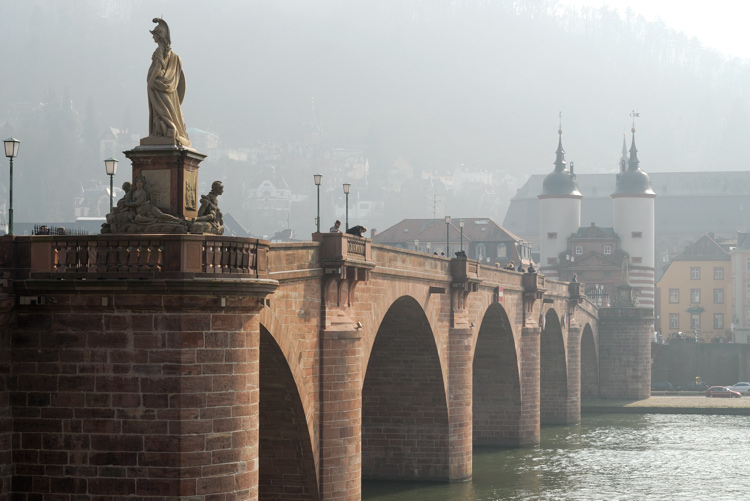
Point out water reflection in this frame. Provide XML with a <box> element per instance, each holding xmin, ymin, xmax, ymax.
<box><xmin>363</xmin><ymin>414</ymin><xmax>750</xmax><ymax>500</ymax></box>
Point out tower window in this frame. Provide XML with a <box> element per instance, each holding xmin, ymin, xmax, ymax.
<box><xmin>575</xmin><ymin>246</ymin><xmax>583</xmax><ymax>255</ymax></box>
<box><xmin>547</xmin><ymin>232</ymin><xmax>557</xmax><ymax>239</ymax></box>
<box><xmin>632</xmin><ymin>257</ymin><xmax>642</xmax><ymax>264</ymax></box>
<box><xmin>547</xmin><ymin>257</ymin><xmax>558</xmax><ymax>265</ymax></box>
<box><xmin>632</xmin><ymin>231</ymin><xmax>642</xmax><ymax>238</ymax></box>
<box><xmin>603</xmin><ymin>245</ymin><xmax>612</xmax><ymax>255</ymax></box>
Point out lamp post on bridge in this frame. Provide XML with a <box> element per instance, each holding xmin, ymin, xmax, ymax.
<box><xmin>104</xmin><ymin>158</ymin><xmax>118</xmax><ymax>214</ymax></box>
<box><xmin>3</xmin><ymin>138</ymin><xmax>20</xmax><ymax>236</ymax></box>
<box><xmin>444</xmin><ymin>215</ymin><xmax>451</xmax><ymax>257</ymax></box>
<box><xmin>314</xmin><ymin>174</ymin><xmax>322</xmax><ymax>232</ymax></box>
<box><xmin>459</xmin><ymin>219</ymin><xmax>464</xmax><ymax>254</ymax></box>
<box><xmin>343</xmin><ymin>183</ymin><xmax>351</xmax><ymax>231</ymax></box>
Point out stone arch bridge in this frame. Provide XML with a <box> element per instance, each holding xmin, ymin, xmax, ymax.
<box><xmin>0</xmin><ymin>233</ymin><xmax>652</xmax><ymax>500</ymax></box>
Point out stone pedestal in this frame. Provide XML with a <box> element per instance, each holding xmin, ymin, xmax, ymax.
<box><xmin>125</xmin><ymin>145</ymin><xmax>207</xmax><ymax>220</ymax></box>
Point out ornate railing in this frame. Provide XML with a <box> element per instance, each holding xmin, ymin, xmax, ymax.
<box><xmin>28</xmin><ymin>235</ymin><xmax>269</xmax><ymax>279</ymax></box>
<box><xmin>346</xmin><ymin>237</ymin><xmax>367</xmax><ymax>260</ymax></box>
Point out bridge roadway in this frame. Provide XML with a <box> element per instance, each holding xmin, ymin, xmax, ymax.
<box><xmin>0</xmin><ymin>233</ymin><xmax>651</xmax><ymax>500</ymax></box>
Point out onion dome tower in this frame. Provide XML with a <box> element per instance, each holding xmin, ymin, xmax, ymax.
<box><xmin>538</xmin><ymin>126</ymin><xmax>582</xmax><ymax>279</ymax></box>
<box><xmin>611</xmin><ymin>123</ymin><xmax>656</xmax><ymax>307</ymax></box>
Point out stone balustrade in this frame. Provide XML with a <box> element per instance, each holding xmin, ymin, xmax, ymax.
<box><xmin>23</xmin><ymin>234</ymin><xmax>269</xmax><ymax>279</ymax></box>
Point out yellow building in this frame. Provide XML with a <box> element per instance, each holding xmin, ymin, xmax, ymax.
<box><xmin>656</xmin><ymin>234</ymin><xmax>733</xmax><ymax>342</ymax></box>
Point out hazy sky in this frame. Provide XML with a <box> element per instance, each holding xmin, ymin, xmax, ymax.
<box><xmin>562</xmin><ymin>0</ymin><xmax>750</xmax><ymax>59</ymax></box>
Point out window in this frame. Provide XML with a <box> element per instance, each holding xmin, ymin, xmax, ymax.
<box><xmin>547</xmin><ymin>257</ymin><xmax>557</xmax><ymax>265</ymax></box>
<box><xmin>497</xmin><ymin>244</ymin><xmax>507</xmax><ymax>258</ymax></box>
<box><xmin>476</xmin><ymin>244</ymin><xmax>486</xmax><ymax>261</ymax></box>
<box><xmin>669</xmin><ymin>313</ymin><xmax>679</xmax><ymax>329</ymax></box>
<box><xmin>632</xmin><ymin>231</ymin><xmax>642</xmax><ymax>238</ymax></box>
<box><xmin>747</xmin><ymin>283</ymin><xmax>750</xmax><ymax>301</ymax></box>
<box><xmin>714</xmin><ymin>267</ymin><xmax>724</xmax><ymax>280</ymax></box>
<box><xmin>691</xmin><ymin>289</ymin><xmax>700</xmax><ymax>303</ymax></box>
<box><xmin>632</xmin><ymin>257</ymin><xmax>642</xmax><ymax>264</ymax></box>
<box><xmin>691</xmin><ymin>314</ymin><xmax>700</xmax><ymax>330</ymax></box>
<box><xmin>669</xmin><ymin>289</ymin><xmax>679</xmax><ymax>303</ymax></box>
<box><xmin>714</xmin><ymin>288</ymin><xmax>724</xmax><ymax>304</ymax></box>
<box><xmin>575</xmin><ymin>246</ymin><xmax>583</xmax><ymax>255</ymax></box>
<box><xmin>603</xmin><ymin>245</ymin><xmax>612</xmax><ymax>255</ymax></box>
<box><xmin>690</xmin><ymin>267</ymin><xmax>700</xmax><ymax>280</ymax></box>
<box><xmin>714</xmin><ymin>314</ymin><xmax>724</xmax><ymax>329</ymax></box>
<box><xmin>746</xmin><ymin>257</ymin><xmax>750</xmax><ymax>272</ymax></box>
<box><xmin>547</xmin><ymin>232</ymin><xmax>557</xmax><ymax>239</ymax></box>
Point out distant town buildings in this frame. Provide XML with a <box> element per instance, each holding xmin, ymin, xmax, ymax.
<box><xmin>373</xmin><ymin>217</ymin><xmax>533</xmax><ymax>267</ymax></box>
<box><xmin>656</xmin><ymin>234</ymin><xmax>733</xmax><ymax>343</ymax></box>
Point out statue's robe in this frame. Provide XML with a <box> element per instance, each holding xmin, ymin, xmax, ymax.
<box><xmin>147</xmin><ymin>48</ymin><xmax>191</xmax><ymax>147</ymax></box>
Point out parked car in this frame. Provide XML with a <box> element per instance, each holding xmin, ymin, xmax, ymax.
<box><xmin>651</xmin><ymin>382</ymin><xmax>674</xmax><ymax>391</ymax></box>
<box><xmin>678</xmin><ymin>382</ymin><xmax>709</xmax><ymax>392</ymax></box>
<box><xmin>728</xmin><ymin>382</ymin><xmax>750</xmax><ymax>394</ymax></box>
<box><xmin>705</xmin><ymin>386</ymin><xmax>742</xmax><ymax>398</ymax></box>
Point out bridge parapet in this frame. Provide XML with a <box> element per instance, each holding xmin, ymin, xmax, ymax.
<box><xmin>313</xmin><ymin>232</ymin><xmax>372</xmax><ymax>264</ymax></box>
<box><xmin>16</xmin><ymin>234</ymin><xmax>270</xmax><ymax>280</ymax></box>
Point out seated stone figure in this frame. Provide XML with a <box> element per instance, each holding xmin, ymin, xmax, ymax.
<box><xmin>102</xmin><ymin>175</ymin><xmax>187</xmax><ymax>234</ymax></box>
<box><xmin>188</xmin><ymin>181</ymin><xmax>224</xmax><ymax>235</ymax></box>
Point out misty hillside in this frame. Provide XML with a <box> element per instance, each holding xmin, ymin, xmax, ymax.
<box><xmin>1</xmin><ymin>0</ymin><xmax>749</xmax><ymax>229</ymax></box>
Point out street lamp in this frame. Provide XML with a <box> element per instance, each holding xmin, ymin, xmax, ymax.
<box><xmin>3</xmin><ymin>138</ymin><xmax>20</xmax><ymax>236</ymax></box>
<box><xmin>459</xmin><ymin>219</ymin><xmax>465</xmax><ymax>253</ymax></box>
<box><xmin>414</xmin><ymin>239</ymin><xmax>419</xmax><ymax>252</ymax></box>
<box><xmin>343</xmin><ymin>183</ymin><xmax>351</xmax><ymax>231</ymax></box>
<box><xmin>314</xmin><ymin>174</ymin><xmax>322</xmax><ymax>232</ymax></box>
<box><xmin>445</xmin><ymin>215</ymin><xmax>451</xmax><ymax>257</ymax></box>
<box><xmin>104</xmin><ymin>158</ymin><xmax>118</xmax><ymax>214</ymax></box>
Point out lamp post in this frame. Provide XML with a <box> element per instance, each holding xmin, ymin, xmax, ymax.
<box><xmin>343</xmin><ymin>183</ymin><xmax>351</xmax><ymax>231</ymax></box>
<box><xmin>3</xmin><ymin>138</ymin><xmax>20</xmax><ymax>236</ymax></box>
<box><xmin>314</xmin><ymin>174</ymin><xmax>322</xmax><ymax>232</ymax></box>
<box><xmin>444</xmin><ymin>215</ymin><xmax>451</xmax><ymax>257</ymax></box>
<box><xmin>459</xmin><ymin>219</ymin><xmax>465</xmax><ymax>253</ymax></box>
<box><xmin>104</xmin><ymin>158</ymin><xmax>118</xmax><ymax>214</ymax></box>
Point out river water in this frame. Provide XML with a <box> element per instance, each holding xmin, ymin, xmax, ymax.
<box><xmin>363</xmin><ymin>413</ymin><xmax>750</xmax><ymax>500</ymax></box>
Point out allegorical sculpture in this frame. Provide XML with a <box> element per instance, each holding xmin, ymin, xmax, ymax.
<box><xmin>145</xmin><ymin>18</ymin><xmax>191</xmax><ymax>147</ymax></box>
<box><xmin>189</xmin><ymin>181</ymin><xmax>225</xmax><ymax>235</ymax></box>
<box><xmin>102</xmin><ymin>176</ymin><xmax>188</xmax><ymax>234</ymax></box>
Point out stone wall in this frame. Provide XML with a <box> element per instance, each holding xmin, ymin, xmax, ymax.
<box><xmin>651</xmin><ymin>342</ymin><xmax>750</xmax><ymax>387</ymax></box>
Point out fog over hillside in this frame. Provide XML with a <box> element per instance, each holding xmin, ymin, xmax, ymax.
<box><xmin>1</xmin><ymin>0</ymin><xmax>748</xmax><ymax>231</ymax></box>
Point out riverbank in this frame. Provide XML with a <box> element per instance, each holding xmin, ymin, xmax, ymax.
<box><xmin>582</xmin><ymin>395</ymin><xmax>750</xmax><ymax>415</ymax></box>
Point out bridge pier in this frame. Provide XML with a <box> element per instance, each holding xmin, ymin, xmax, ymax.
<box><xmin>319</xmin><ymin>313</ymin><xmax>363</xmax><ymax>500</ymax></box>
<box><xmin>564</xmin><ymin>323</ymin><xmax>582</xmax><ymax>424</ymax></box>
<box><xmin>598</xmin><ymin>307</ymin><xmax>653</xmax><ymax>399</ymax></box>
<box><xmin>519</xmin><ymin>324</ymin><xmax>541</xmax><ymax>444</ymax></box>
<box><xmin>447</xmin><ymin>326</ymin><xmax>473</xmax><ymax>481</ymax></box>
